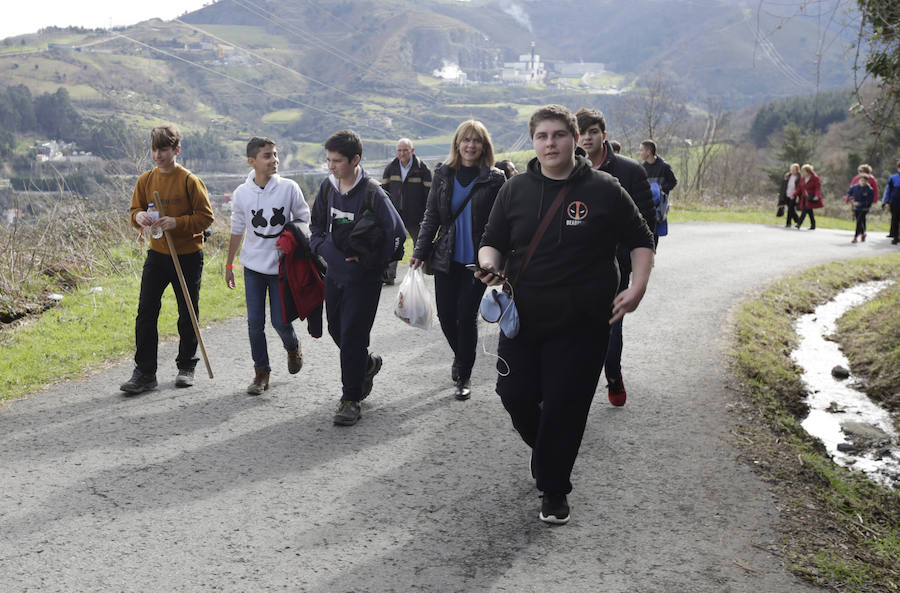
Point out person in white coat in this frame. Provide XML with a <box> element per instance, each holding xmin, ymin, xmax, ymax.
<box><xmin>226</xmin><ymin>137</ymin><xmax>310</xmax><ymax>394</ymax></box>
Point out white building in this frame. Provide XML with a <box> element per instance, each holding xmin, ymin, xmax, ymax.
<box><xmin>501</xmin><ymin>43</ymin><xmax>546</xmax><ymax>85</ymax></box>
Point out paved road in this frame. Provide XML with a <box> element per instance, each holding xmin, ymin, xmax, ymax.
<box><xmin>2</xmin><ymin>223</ymin><xmax>896</xmax><ymax>593</ymax></box>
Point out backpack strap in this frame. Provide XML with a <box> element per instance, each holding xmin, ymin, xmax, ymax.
<box><xmin>511</xmin><ymin>183</ymin><xmax>570</xmax><ymax>290</ymax></box>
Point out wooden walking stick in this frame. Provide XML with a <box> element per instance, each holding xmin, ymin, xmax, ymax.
<box><xmin>153</xmin><ymin>191</ymin><xmax>214</xmax><ymax>379</ymax></box>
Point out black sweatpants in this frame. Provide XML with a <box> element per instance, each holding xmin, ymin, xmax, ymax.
<box><xmin>325</xmin><ymin>276</ymin><xmax>382</xmax><ymax>401</ymax></box>
<box><xmin>889</xmin><ymin>205</ymin><xmax>899</xmax><ymax>240</ymax></box>
<box><xmin>496</xmin><ymin>324</ymin><xmax>610</xmax><ymax>495</ymax></box>
<box><xmin>134</xmin><ymin>249</ymin><xmax>203</xmax><ymax>375</ymax></box>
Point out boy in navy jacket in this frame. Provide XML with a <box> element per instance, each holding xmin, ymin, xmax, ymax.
<box><xmin>309</xmin><ymin>130</ymin><xmax>405</xmax><ymax>426</ymax></box>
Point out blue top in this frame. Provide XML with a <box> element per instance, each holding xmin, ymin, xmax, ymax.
<box><xmin>884</xmin><ymin>172</ymin><xmax>900</xmax><ymax>205</ymax></box>
<box><xmin>451</xmin><ymin>176</ymin><xmax>476</xmax><ymax>264</ymax></box>
<box><xmin>848</xmin><ymin>183</ymin><xmax>874</xmax><ymax>211</ymax></box>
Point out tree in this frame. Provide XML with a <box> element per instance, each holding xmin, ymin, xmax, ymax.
<box><xmin>766</xmin><ymin>121</ymin><xmax>818</xmax><ymax>190</ymax></box>
<box><xmin>180</xmin><ymin>129</ymin><xmax>229</xmax><ymax>169</ymax></box>
<box><xmin>853</xmin><ymin>0</ymin><xmax>900</xmax><ymax>131</ymax></box>
<box><xmin>33</xmin><ymin>88</ymin><xmax>81</xmax><ymax>141</ymax></box>
<box><xmin>6</xmin><ymin>85</ymin><xmax>36</xmax><ymax>132</ymax></box>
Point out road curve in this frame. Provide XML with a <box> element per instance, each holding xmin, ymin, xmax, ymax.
<box><xmin>1</xmin><ymin>222</ymin><xmax>895</xmax><ymax>592</ymax></box>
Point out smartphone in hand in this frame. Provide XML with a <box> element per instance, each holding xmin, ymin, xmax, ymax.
<box><xmin>465</xmin><ymin>263</ymin><xmax>507</xmax><ymax>282</ymax></box>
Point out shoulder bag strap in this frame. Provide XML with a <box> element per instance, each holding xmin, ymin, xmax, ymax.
<box><xmin>511</xmin><ymin>183</ymin><xmax>570</xmax><ymax>289</ymax></box>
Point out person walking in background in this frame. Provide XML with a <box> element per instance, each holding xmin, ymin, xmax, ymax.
<box><xmin>380</xmin><ymin>138</ymin><xmax>432</xmax><ymax>285</ymax></box>
<box><xmin>846</xmin><ymin>164</ymin><xmax>879</xmax><ymax>207</ymax></box>
<box><xmin>121</xmin><ymin>124</ymin><xmax>214</xmax><ymax>395</ymax></box>
<box><xmin>779</xmin><ymin>163</ymin><xmax>802</xmax><ymax>228</ymax></box>
<box><xmin>309</xmin><ymin>130</ymin><xmax>406</xmax><ymax>426</ymax></box>
<box><xmin>576</xmin><ymin>107</ymin><xmax>655</xmax><ymax>407</ymax></box>
<box><xmin>495</xmin><ymin>159</ymin><xmax>518</xmax><ymax>179</ymax></box>
<box><xmin>639</xmin><ymin>139</ymin><xmax>677</xmax><ymax>245</ymax></box>
<box><xmin>884</xmin><ymin>159</ymin><xmax>900</xmax><ymax>244</ymax></box>
<box><xmin>476</xmin><ymin>105</ymin><xmax>654</xmax><ymax>525</ymax></box>
<box><xmin>226</xmin><ymin>137</ymin><xmax>310</xmax><ymax>395</ymax></box>
<box><xmin>847</xmin><ymin>172</ymin><xmax>874</xmax><ymax>243</ymax></box>
<box><xmin>410</xmin><ymin>120</ymin><xmax>506</xmax><ymax>400</ymax></box>
<box><xmin>793</xmin><ymin>163</ymin><xmax>822</xmax><ymax>230</ymax></box>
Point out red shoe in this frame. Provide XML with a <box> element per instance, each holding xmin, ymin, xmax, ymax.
<box><xmin>607</xmin><ymin>377</ymin><xmax>627</xmax><ymax>406</ymax></box>
<box><xmin>851</xmin><ymin>236</ymin><xmax>858</xmax><ymax>243</ymax></box>
<box><xmin>861</xmin><ymin>233</ymin><xmax>866</xmax><ymax>242</ymax></box>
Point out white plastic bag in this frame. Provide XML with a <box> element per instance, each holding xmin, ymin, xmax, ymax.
<box><xmin>394</xmin><ymin>266</ymin><xmax>434</xmax><ymax>330</ymax></box>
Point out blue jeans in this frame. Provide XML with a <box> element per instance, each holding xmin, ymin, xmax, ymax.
<box><xmin>244</xmin><ymin>267</ymin><xmax>298</xmax><ymax>371</ymax></box>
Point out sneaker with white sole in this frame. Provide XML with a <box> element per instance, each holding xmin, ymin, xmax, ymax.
<box><xmin>539</xmin><ymin>493</ymin><xmax>570</xmax><ymax>525</ymax></box>
<box><xmin>175</xmin><ymin>369</ymin><xmax>194</xmax><ymax>388</ymax></box>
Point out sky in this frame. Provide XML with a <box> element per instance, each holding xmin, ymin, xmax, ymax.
<box><xmin>1</xmin><ymin>0</ymin><xmax>213</xmax><ymax>40</ymax></box>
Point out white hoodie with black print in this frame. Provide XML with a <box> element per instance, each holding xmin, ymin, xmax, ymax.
<box><xmin>231</xmin><ymin>171</ymin><xmax>310</xmax><ymax>275</ymax></box>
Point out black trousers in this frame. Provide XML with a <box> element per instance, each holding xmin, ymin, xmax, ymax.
<box><xmin>785</xmin><ymin>201</ymin><xmax>800</xmax><ymax>226</ymax></box>
<box><xmin>325</xmin><ymin>276</ymin><xmax>382</xmax><ymax>401</ymax></box>
<box><xmin>796</xmin><ymin>208</ymin><xmax>816</xmax><ymax>229</ymax></box>
<box><xmin>889</xmin><ymin>206</ymin><xmax>899</xmax><ymax>239</ymax></box>
<box><xmin>854</xmin><ymin>209</ymin><xmax>869</xmax><ymax>237</ymax></box>
<box><xmin>134</xmin><ymin>249</ymin><xmax>203</xmax><ymax>375</ymax></box>
<box><xmin>496</xmin><ymin>324</ymin><xmax>610</xmax><ymax>495</ymax></box>
<box><xmin>434</xmin><ymin>262</ymin><xmax>487</xmax><ymax>382</ymax></box>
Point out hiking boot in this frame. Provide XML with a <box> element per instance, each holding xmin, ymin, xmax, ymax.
<box><xmin>175</xmin><ymin>368</ymin><xmax>194</xmax><ymax>388</ymax></box>
<box><xmin>607</xmin><ymin>377</ymin><xmax>627</xmax><ymax>406</ymax></box>
<box><xmin>360</xmin><ymin>353</ymin><xmax>382</xmax><ymax>401</ymax></box>
<box><xmin>247</xmin><ymin>366</ymin><xmax>269</xmax><ymax>395</ymax></box>
<box><xmin>120</xmin><ymin>369</ymin><xmax>157</xmax><ymax>395</ymax></box>
<box><xmin>287</xmin><ymin>348</ymin><xmax>303</xmax><ymax>374</ymax></box>
<box><xmin>333</xmin><ymin>400</ymin><xmax>361</xmax><ymax>426</ymax></box>
<box><xmin>539</xmin><ymin>493</ymin><xmax>570</xmax><ymax>525</ymax></box>
<box><xmin>454</xmin><ymin>378</ymin><xmax>471</xmax><ymax>401</ymax></box>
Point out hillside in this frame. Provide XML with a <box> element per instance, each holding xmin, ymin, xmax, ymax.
<box><xmin>0</xmin><ymin>0</ymin><xmax>859</xmax><ymax>166</ymax></box>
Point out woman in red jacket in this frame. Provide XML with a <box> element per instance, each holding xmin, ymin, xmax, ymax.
<box><xmin>793</xmin><ymin>163</ymin><xmax>822</xmax><ymax>230</ymax></box>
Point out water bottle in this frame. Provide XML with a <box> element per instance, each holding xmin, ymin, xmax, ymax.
<box><xmin>147</xmin><ymin>202</ymin><xmax>163</xmax><ymax>239</ymax></box>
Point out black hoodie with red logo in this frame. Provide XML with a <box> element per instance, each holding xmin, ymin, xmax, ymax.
<box><xmin>480</xmin><ymin>154</ymin><xmax>654</xmax><ymax>340</ymax></box>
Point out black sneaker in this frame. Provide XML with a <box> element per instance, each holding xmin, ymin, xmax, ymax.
<box><xmin>360</xmin><ymin>353</ymin><xmax>382</xmax><ymax>400</ymax></box>
<box><xmin>120</xmin><ymin>369</ymin><xmax>157</xmax><ymax>395</ymax></box>
<box><xmin>175</xmin><ymin>368</ymin><xmax>194</xmax><ymax>388</ymax></box>
<box><xmin>333</xmin><ymin>400</ymin><xmax>361</xmax><ymax>426</ymax></box>
<box><xmin>539</xmin><ymin>493</ymin><xmax>570</xmax><ymax>525</ymax></box>
<box><xmin>454</xmin><ymin>378</ymin><xmax>471</xmax><ymax>401</ymax></box>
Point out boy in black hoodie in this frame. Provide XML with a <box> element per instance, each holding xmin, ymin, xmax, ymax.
<box><xmin>309</xmin><ymin>130</ymin><xmax>406</xmax><ymax>426</ymax></box>
<box><xmin>476</xmin><ymin>105</ymin><xmax>655</xmax><ymax>525</ymax></box>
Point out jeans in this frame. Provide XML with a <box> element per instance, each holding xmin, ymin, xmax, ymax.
<box><xmin>244</xmin><ymin>267</ymin><xmax>298</xmax><ymax>371</ymax></box>
<box><xmin>496</xmin><ymin>323</ymin><xmax>610</xmax><ymax>495</ymax></box>
<box><xmin>134</xmin><ymin>249</ymin><xmax>203</xmax><ymax>375</ymax></box>
<box><xmin>604</xmin><ymin>245</ymin><xmax>629</xmax><ymax>380</ymax></box>
<box><xmin>325</xmin><ymin>276</ymin><xmax>383</xmax><ymax>401</ymax></box>
<box><xmin>433</xmin><ymin>262</ymin><xmax>487</xmax><ymax>382</ymax></box>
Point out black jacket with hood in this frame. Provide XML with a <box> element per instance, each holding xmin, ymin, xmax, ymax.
<box><xmin>480</xmin><ymin>154</ymin><xmax>654</xmax><ymax>341</ymax></box>
<box><xmin>412</xmin><ymin>163</ymin><xmax>506</xmax><ymax>274</ymax></box>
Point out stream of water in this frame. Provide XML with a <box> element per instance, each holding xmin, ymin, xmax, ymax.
<box><xmin>793</xmin><ymin>281</ymin><xmax>899</xmax><ymax>488</ymax></box>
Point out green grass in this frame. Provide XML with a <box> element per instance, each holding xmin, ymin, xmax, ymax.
<box><xmin>0</xmin><ymin>245</ymin><xmax>246</xmax><ymax>401</ymax></box>
<box><xmin>262</xmin><ymin>108</ymin><xmax>304</xmax><ymax>124</ymax></box>
<box><xmin>731</xmin><ymin>254</ymin><xmax>900</xmax><ymax>591</ymax></box>
<box><xmin>836</xmin><ymin>280</ymin><xmax>900</xmax><ymax>410</ymax></box>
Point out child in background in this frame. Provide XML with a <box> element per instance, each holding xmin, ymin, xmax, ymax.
<box><xmin>848</xmin><ymin>172</ymin><xmax>875</xmax><ymax>243</ymax></box>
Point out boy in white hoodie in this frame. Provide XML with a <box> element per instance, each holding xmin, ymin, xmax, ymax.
<box><xmin>226</xmin><ymin>137</ymin><xmax>311</xmax><ymax>394</ymax></box>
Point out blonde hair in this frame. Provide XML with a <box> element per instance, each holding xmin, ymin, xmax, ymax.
<box><xmin>446</xmin><ymin>120</ymin><xmax>494</xmax><ymax>170</ymax></box>
<box><xmin>858</xmin><ymin>164</ymin><xmax>873</xmax><ymax>175</ymax></box>
<box><xmin>801</xmin><ymin>163</ymin><xmax>815</xmax><ymax>175</ymax></box>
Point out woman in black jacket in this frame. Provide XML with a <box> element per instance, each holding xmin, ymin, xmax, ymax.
<box><xmin>410</xmin><ymin>120</ymin><xmax>506</xmax><ymax>400</ymax></box>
